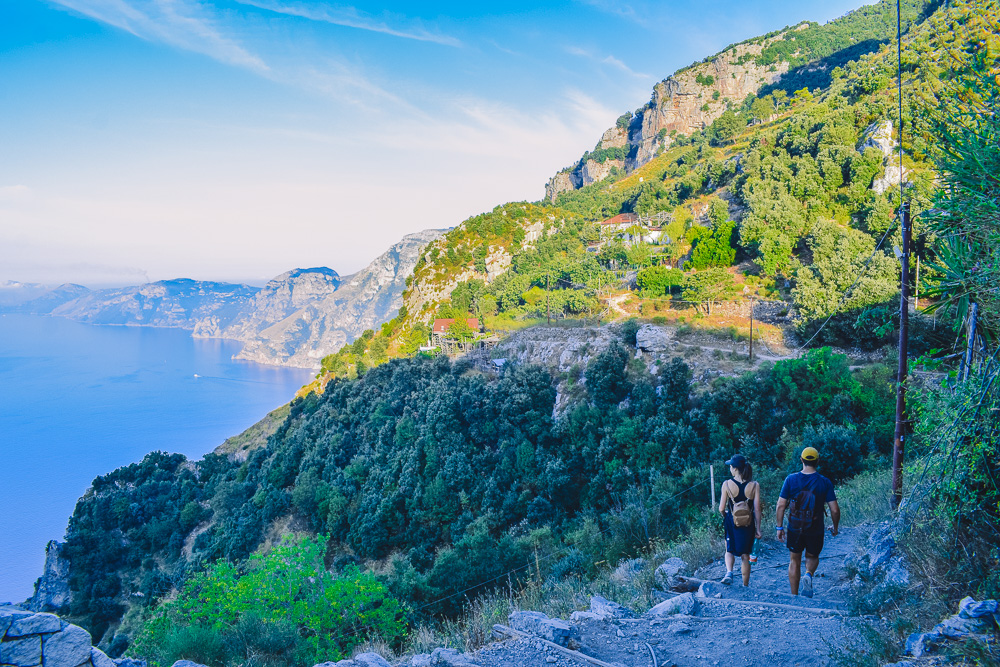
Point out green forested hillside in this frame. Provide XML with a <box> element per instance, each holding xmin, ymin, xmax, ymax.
<box><xmin>65</xmin><ymin>341</ymin><xmax>893</xmax><ymax>662</ymax></box>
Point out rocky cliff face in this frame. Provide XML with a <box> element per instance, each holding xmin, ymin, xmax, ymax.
<box><xmin>23</xmin><ymin>542</ymin><xmax>70</xmax><ymax>614</ymax></box>
<box><xmin>546</xmin><ymin>38</ymin><xmax>788</xmax><ymax>201</ymax></box>
<box><xmin>192</xmin><ymin>268</ymin><xmax>341</xmax><ymax>340</ymax></box>
<box><xmin>233</xmin><ymin>229</ymin><xmax>443</xmax><ymax>368</ymax></box>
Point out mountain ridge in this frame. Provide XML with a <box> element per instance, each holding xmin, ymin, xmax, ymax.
<box><xmin>2</xmin><ymin>230</ymin><xmax>443</xmax><ymax>368</ymax></box>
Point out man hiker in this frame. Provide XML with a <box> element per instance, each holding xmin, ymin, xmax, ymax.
<box><xmin>775</xmin><ymin>446</ymin><xmax>840</xmax><ymax>598</ymax></box>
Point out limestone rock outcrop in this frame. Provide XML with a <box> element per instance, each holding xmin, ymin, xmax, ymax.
<box><xmin>546</xmin><ymin>34</ymin><xmax>790</xmax><ymax>200</ymax></box>
<box><xmin>24</xmin><ymin>541</ymin><xmax>70</xmax><ymax>613</ymax></box>
<box><xmin>233</xmin><ymin>229</ymin><xmax>443</xmax><ymax>368</ymax></box>
<box><xmin>857</xmin><ymin>119</ymin><xmax>911</xmax><ymax>195</ymax></box>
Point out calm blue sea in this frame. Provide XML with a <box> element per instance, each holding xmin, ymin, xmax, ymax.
<box><xmin>0</xmin><ymin>314</ymin><xmax>314</xmax><ymax>603</ymax></box>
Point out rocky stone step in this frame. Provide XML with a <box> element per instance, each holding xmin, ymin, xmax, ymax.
<box><xmin>696</xmin><ymin>580</ymin><xmax>846</xmax><ymax>612</ymax></box>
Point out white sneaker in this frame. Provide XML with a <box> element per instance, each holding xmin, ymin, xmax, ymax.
<box><xmin>801</xmin><ymin>573</ymin><xmax>813</xmax><ymax>598</ymax></box>
<box><xmin>721</xmin><ymin>572</ymin><xmax>733</xmax><ymax>585</ymax></box>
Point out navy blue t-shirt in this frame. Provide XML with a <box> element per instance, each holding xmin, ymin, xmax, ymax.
<box><xmin>780</xmin><ymin>472</ymin><xmax>836</xmax><ymax>535</ymax></box>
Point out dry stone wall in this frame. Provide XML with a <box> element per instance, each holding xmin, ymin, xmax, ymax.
<box><xmin>0</xmin><ymin>607</ymin><xmax>128</xmax><ymax>667</ymax></box>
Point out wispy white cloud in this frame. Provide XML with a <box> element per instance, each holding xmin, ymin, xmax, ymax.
<box><xmin>566</xmin><ymin>45</ymin><xmax>649</xmax><ymax>78</ymax></box>
<box><xmin>601</xmin><ymin>55</ymin><xmax>648</xmax><ymax>78</ymax></box>
<box><xmin>51</xmin><ymin>0</ymin><xmax>268</xmax><ymax>71</ymax></box>
<box><xmin>372</xmin><ymin>88</ymin><xmax>618</xmax><ymax>164</ymax></box>
<box><xmin>577</xmin><ymin>0</ymin><xmax>649</xmax><ymax>28</ymax></box>
<box><xmin>236</xmin><ymin>0</ymin><xmax>462</xmax><ymax>47</ymax></box>
<box><xmin>48</xmin><ymin>0</ymin><xmax>441</xmax><ymax>112</ymax></box>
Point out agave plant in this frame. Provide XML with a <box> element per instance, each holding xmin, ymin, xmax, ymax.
<box><xmin>923</xmin><ymin>35</ymin><xmax>1000</xmax><ymax>346</ymax></box>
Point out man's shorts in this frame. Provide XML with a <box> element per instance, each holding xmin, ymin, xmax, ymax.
<box><xmin>786</xmin><ymin>530</ymin><xmax>824</xmax><ymax>556</ymax></box>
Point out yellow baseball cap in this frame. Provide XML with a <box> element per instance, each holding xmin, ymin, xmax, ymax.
<box><xmin>801</xmin><ymin>446</ymin><xmax>820</xmax><ymax>462</ymax></box>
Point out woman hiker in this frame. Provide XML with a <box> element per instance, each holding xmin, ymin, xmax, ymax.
<box><xmin>718</xmin><ymin>453</ymin><xmax>762</xmax><ymax>586</ymax></box>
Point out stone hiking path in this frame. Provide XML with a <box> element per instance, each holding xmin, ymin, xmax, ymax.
<box><xmin>472</xmin><ymin>527</ymin><xmax>862</xmax><ymax>667</ymax></box>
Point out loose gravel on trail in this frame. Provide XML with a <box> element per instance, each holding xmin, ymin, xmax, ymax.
<box><xmin>472</xmin><ymin>528</ymin><xmax>862</xmax><ymax>667</ymax></box>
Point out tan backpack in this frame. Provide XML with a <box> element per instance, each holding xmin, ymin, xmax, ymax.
<box><xmin>729</xmin><ymin>481</ymin><xmax>755</xmax><ymax>528</ymax></box>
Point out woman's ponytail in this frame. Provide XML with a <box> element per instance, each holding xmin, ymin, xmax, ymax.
<box><xmin>740</xmin><ymin>462</ymin><xmax>753</xmax><ymax>482</ymax></box>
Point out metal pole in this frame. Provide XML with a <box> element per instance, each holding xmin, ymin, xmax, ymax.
<box><xmin>546</xmin><ymin>274</ymin><xmax>551</xmax><ymax>325</ymax></box>
<box><xmin>892</xmin><ymin>203</ymin><xmax>911</xmax><ymax>510</ymax></box>
<box><xmin>710</xmin><ymin>465</ymin><xmax>716</xmax><ymax>509</ymax></box>
<box><xmin>962</xmin><ymin>302</ymin><xmax>979</xmax><ymax>382</ymax></box>
<box><xmin>749</xmin><ymin>297</ymin><xmax>754</xmax><ymax>362</ymax></box>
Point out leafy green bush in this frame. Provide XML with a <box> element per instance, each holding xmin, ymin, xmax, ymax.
<box><xmin>129</xmin><ymin>536</ymin><xmax>406</xmax><ymax>667</ymax></box>
<box><xmin>636</xmin><ymin>266</ymin><xmax>683</xmax><ymax>296</ymax></box>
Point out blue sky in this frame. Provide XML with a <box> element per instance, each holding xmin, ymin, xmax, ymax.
<box><xmin>0</xmin><ymin>0</ymin><xmax>870</xmax><ymax>285</ymax></box>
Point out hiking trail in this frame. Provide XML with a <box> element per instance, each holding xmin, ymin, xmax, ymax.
<box><xmin>472</xmin><ymin>527</ymin><xmax>862</xmax><ymax>667</ymax></box>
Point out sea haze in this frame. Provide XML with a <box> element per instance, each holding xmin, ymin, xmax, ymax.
<box><xmin>0</xmin><ymin>314</ymin><xmax>314</xmax><ymax>603</ymax></box>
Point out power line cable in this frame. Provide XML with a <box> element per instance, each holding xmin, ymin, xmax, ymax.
<box><xmin>792</xmin><ymin>217</ymin><xmax>900</xmax><ymax>352</ymax></box>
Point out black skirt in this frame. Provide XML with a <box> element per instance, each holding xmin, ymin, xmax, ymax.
<box><xmin>724</xmin><ymin>510</ymin><xmax>755</xmax><ymax>556</ymax></box>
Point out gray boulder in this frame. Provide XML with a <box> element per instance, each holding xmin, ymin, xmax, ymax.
<box><xmin>934</xmin><ymin>615</ymin><xmax>981</xmax><ymax>640</ymax></box>
<box><xmin>636</xmin><ymin>325</ymin><xmax>672</xmax><ymax>353</ymax></box>
<box><xmin>42</xmin><ymin>624</ymin><xmax>92</xmax><ymax>667</ymax></box>
<box><xmin>904</xmin><ymin>631</ymin><xmax>940</xmax><ymax>658</ymax></box>
<box><xmin>1</xmin><ymin>636</ymin><xmax>42</xmax><ymax>667</ymax></box>
<box><xmin>91</xmin><ymin>648</ymin><xmax>117</xmax><ymax>667</ymax></box>
<box><xmin>8</xmin><ymin>612</ymin><xmax>62</xmax><ymax>637</ymax></box>
<box><xmin>114</xmin><ymin>660</ymin><xmax>147</xmax><ymax>667</ymax></box>
<box><xmin>647</xmin><ymin>592</ymin><xmax>699</xmax><ymax>617</ymax></box>
<box><xmin>170</xmin><ymin>662</ymin><xmax>209</xmax><ymax>667</ymax></box>
<box><xmin>959</xmin><ymin>596</ymin><xmax>999</xmax><ymax>619</ymax></box>
<box><xmin>508</xmin><ymin>611</ymin><xmax>577</xmax><ymax>647</ymax></box>
<box><xmin>667</xmin><ymin>621</ymin><xmax>692</xmax><ymax>635</ymax></box>
<box><xmin>654</xmin><ymin>557</ymin><xmax>689</xmax><ymax>590</ymax></box>
<box><xmin>568</xmin><ymin>611</ymin><xmax>603</xmax><ymax>622</ymax></box>
<box><xmin>587</xmin><ymin>595</ymin><xmax>633</xmax><ymax>620</ymax></box>
<box><xmin>428</xmin><ymin>648</ymin><xmax>479</xmax><ymax>666</ymax></box>
<box><xmin>315</xmin><ymin>654</ymin><xmax>392</xmax><ymax>667</ymax></box>
<box><xmin>860</xmin><ymin>556</ymin><xmax>910</xmax><ymax>610</ymax></box>
<box><xmin>349</xmin><ymin>654</ymin><xmax>392</xmax><ymax>667</ymax></box>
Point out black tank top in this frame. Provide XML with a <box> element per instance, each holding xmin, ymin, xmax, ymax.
<box><xmin>728</xmin><ymin>479</ymin><xmax>751</xmax><ymax>513</ymax></box>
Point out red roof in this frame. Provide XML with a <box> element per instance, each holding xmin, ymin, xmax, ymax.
<box><xmin>600</xmin><ymin>213</ymin><xmax>638</xmax><ymax>226</ymax></box>
<box><xmin>432</xmin><ymin>318</ymin><xmax>481</xmax><ymax>334</ymax></box>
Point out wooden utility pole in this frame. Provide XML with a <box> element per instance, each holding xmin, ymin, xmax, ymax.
<box><xmin>709</xmin><ymin>465</ymin><xmax>716</xmax><ymax>508</ymax></box>
<box><xmin>891</xmin><ymin>203</ymin><xmax>911</xmax><ymax>510</ymax></box>
<box><xmin>749</xmin><ymin>297</ymin><xmax>755</xmax><ymax>362</ymax></box>
<box><xmin>546</xmin><ymin>274</ymin><xmax>551</xmax><ymax>325</ymax></box>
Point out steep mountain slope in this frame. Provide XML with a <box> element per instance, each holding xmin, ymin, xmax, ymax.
<box><xmin>233</xmin><ymin>229</ymin><xmax>443</xmax><ymax>367</ymax></box>
<box><xmin>193</xmin><ymin>267</ymin><xmax>342</xmax><ymax>340</ymax></box>
<box><xmin>546</xmin><ymin>0</ymin><xmax>935</xmax><ymax>199</ymax></box>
